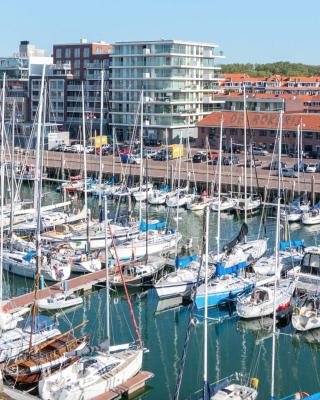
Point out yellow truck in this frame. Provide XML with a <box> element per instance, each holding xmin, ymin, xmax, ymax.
<box><xmin>159</xmin><ymin>144</ymin><xmax>184</xmax><ymax>160</ymax></box>
<box><xmin>89</xmin><ymin>135</ymin><xmax>108</xmax><ymax>149</ymax></box>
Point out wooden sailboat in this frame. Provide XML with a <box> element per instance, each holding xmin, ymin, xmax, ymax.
<box><xmin>3</xmin><ymin>322</ymin><xmax>89</xmax><ymax>385</ymax></box>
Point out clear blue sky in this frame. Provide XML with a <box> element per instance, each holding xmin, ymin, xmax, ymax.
<box><xmin>2</xmin><ymin>0</ymin><xmax>319</xmax><ymax>64</ymax></box>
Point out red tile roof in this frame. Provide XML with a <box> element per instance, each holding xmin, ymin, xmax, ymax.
<box><xmin>197</xmin><ymin>111</ymin><xmax>320</xmax><ymax>131</ymax></box>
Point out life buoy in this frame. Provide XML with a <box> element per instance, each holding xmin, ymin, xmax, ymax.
<box><xmin>81</xmin><ymin>255</ymin><xmax>87</xmax><ymax>262</ymax></box>
<box><xmin>293</xmin><ymin>307</ymin><xmax>300</xmax><ymax>315</ymax></box>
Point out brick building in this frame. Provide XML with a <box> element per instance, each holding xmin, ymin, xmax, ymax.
<box><xmin>196</xmin><ymin>111</ymin><xmax>320</xmax><ymax>155</ymax></box>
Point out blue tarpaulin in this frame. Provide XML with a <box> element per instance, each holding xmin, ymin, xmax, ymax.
<box><xmin>215</xmin><ymin>261</ymin><xmax>247</xmax><ymax>277</ymax></box>
<box><xmin>20</xmin><ymin>316</ymin><xmax>54</xmax><ymax>333</ymax></box>
<box><xmin>140</xmin><ymin>220</ymin><xmax>166</xmax><ymax>232</ymax></box>
<box><xmin>160</xmin><ymin>184</ymin><xmax>169</xmax><ymax>192</ymax></box>
<box><xmin>175</xmin><ymin>254</ymin><xmax>197</xmax><ymax>269</ymax></box>
<box><xmin>279</xmin><ymin>240</ymin><xmax>304</xmax><ymax>251</ymax></box>
<box><xmin>23</xmin><ymin>251</ymin><xmax>36</xmax><ymax>262</ymax></box>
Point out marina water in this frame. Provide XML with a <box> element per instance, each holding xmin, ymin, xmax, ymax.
<box><xmin>5</xmin><ymin>183</ymin><xmax>320</xmax><ymax>399</ymax></box>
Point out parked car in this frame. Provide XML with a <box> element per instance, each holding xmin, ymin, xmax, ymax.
<box><xmin>128</xmin><ymin>155</ymin><xmax>141</xmax><ymax>164</ymax></box>
<box><xmin>287</xmin><ymin>150</ymin><xmax>305</xmax><ymax>158</ymax></box>
<box><xmin>223</xmin><ymin>155</ymin><xmax>239</xmax><ymax>165</ymax></box>
<box><xmin>293</xmin><ymin>162</ymin><xmax>307</xmax><ymax>172</ymax></box>
<box><xmin>143</xmin><ymin>148</ymin><xmax>158</xmax><ymax>159</ymax></box>
<box><xmin>246</xmin><ymin>159</ymin><xmax>262</xmax><ymax>167</ymax></box>
<box><xmin>304</xmin><ymin>151</ymin><xmax>319</xmax><ymax>159</ymax></box>
<box><xmin>70</xmin><ymin>144</ymin><xmax>84</xmax><ymax>153</ymax></box>
<box><xmin>85</xmin><ymin>145</ymin><xmax>96</xmax><ymax>154</ymax></box>
<box><xmin>280</xmin><ymin>168</ymin><xmax>298</xmax><ymax>178</ymax></box>
<box><xmin>51</xmin><ymin>144</ymin><xmax>66</xmax><ymax>152</ymax></box>
<box><xmin>268</xmin><ymin>161</ymin><xmax>286</xmax><ymax>170</ymax></box>
<box><xmin>193</xmin><ymin>151</ymin><xmax>207</xmax><ymax>163</ymax></box>
<box><xmin>252</xmin><ymin>147</ymin><xmax>269</xmax><ymax>156</ymax></box>
<box><xmin>305</xmin><ymin>163</ymin><xmax>317</xmax><ymax>173</ymax></box>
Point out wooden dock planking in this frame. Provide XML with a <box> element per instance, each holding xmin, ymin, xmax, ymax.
<box><xmin>93</xmin><ymin>371</ymin><xmax>154</xmax><ymax>400</ymax></box>
<box><xmin>2</xmin><ymin>269</ymin><xmax>108</xmax><ymax>312</ymax></box>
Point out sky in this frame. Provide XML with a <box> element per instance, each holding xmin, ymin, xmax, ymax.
<box><xmin>1</xmin><ymin>0</ymin><xmax>319</xmax><ymax>65</ymax></box>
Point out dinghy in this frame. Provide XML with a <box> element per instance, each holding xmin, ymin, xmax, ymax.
<box><xmin>37</xmin><ymin>294</ymin><xmax>83</xmax><ymax>311</ymax></box>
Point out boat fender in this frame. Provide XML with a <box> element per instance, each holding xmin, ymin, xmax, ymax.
<box><xmin>293</xmin><ymin>307</ymin><xmax>300</xmax><ymax>315</ymax></box>
<box><xmin>251</xmin><ymin>377</ymin><xmax>259</xmax><ymax>390</ymax></box>
<box><xmin>67</xmin><ymin>258</ymin><xmax>74</xmax><ymax>266</ymax></box>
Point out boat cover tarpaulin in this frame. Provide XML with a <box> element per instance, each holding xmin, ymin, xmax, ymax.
<box><xmin>20</xmin><ymin>316</ymin><xmax>54</xmax><ymax>333</ymax></box>
<box><xmin>140</xmin><ymin>220</ymin><xmax>166</xmax><ymax>232</ymax></box>
<box><xmin>22</xmin><ymin>251</ymin><xmax>36</xmax><ymax>262</ymax></box>
<box><xmin>175</xmin><ymin>254</ymin><xmax>197</xmax><ymax>269</ymax></box>
<box><xmin>279</xmin><ymin>240</ymin><xmax>304</xmax><ymax>251</ymax></box>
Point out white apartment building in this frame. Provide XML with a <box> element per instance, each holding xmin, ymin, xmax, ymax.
<box><xmin>110</xmin><ymin>40</ymin><xmax>224</xmax><ymax>143</ymax></box>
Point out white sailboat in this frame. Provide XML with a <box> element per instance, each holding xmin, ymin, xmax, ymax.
<box><xmin>236</xmin><ymin>279</ymin><xmax>294</xmax><ymax>319</ymax></box>
<box><xmin>37</xmin><ymin>293</ymin><xmax>83</xmax><ymax>311</ymax></box>
<box><xmin>110</xmin><ymin>229</ymin><xmax>181</xmax><ymax>261</ymax></box>
<box><xmin>292</xmin><ymin>296</ymin><xmax>320</xmax><ymax>332</ymax></box>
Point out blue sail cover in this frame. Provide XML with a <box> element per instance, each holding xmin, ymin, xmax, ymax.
<box><xmin>160</xmin><ymin>184</ymin><xmax>169</xmax><ymax>192</ymax></box>
<box><xmin>23</xmin><ymin>251</ymin><xmax>36</xmax><ymax>262</ymax></box>
<box><xmin>279</xmin><ymin>240</ymin><xmax>304</xmax><ymax>251</ymax></box>
<box><xmin>291</xmin><ymin>197</ymin><xmax>301</xmax><ymax>207</ymax></box>
<box><xmin>140</xmin><ymin>220</ymin><xmax>166</xmax><ymax>232</ymax></box>
<box><xmin>175</xmin><ymin>254</ymin><xmax>197</xmax><ymax>269</ymax></box>
<box><xmin>215</xmin><ymin>260</ymin><xmax>247</xmax><ymax>277</ymax></box>
<box><xmin>20</xmin><ymin>316</ymin><xmax>54</xmax><ymax>333</ymax></box>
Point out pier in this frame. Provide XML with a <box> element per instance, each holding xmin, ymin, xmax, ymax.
<box><xmin>13</xmin><ymin>149</ymin><xmax>320</xmax><ymax>201</ymax></box>
<box><xmin>3</xmin><ymin>269</ymin><xmax>108</xmax><ymax>312</ymax></box>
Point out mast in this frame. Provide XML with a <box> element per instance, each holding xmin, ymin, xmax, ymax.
<box><xmin>112</xmin><ymin>127</ymin><xmax>115</xmax><ymax>187</ymax></box>
<box><xmin>145</xmin><ymin>155</ymin><xmax>149</xmax><ymax>262</ymax></box>
<box><xmin>203</xmin><ymin>205</ymin><xmax>210</xmax><ymax>399</ymax></box>
<box><xmin>33</xmin><ymin>66</ymin><xmax>45</xmax><ymax>211</ymax></box>
<box><xmin>104</xmin><ymin>195</ymin><xmax>110</xmax><ymax>353</ymax></box>
<box><xmin>297</xmin><ymin>124</ymin><xmax>300</xmax><ymax>196</ymax></box>
<box><xmin>81</xmin><ymin>82</ymin><xmax>90</xmax><ymax>253</ymax></box>
<box><xmin>0</xmin><ymin>73</ymin><xmax>5</xmax><ymax>308</ymax></box>
<box><xmin>99</xmin><ymin>69</ymin><xmax>104</xmax><ymax>210</ymax></box>
<box><xmin>175</xmin><ymin>131</ymin><xmax>183</xmax><ymax>259</ymax></box>
<box><xmin>230</xmin><ymin>138</ymin><xmax>233</xmax><ymax>198</ymax></box>
<box><xmin>10</xmin><ymin>99</ymin><xmax>16</xmax><ymax>239</ymax></box>
<box><xmin>139</xmin><ymin>90</ymin><xmax>144</xmax><ymax>223</ymax></box>
<box><xmin>217</xmin><ymin>116</ymin><xmax>223</xmax><ymax>256</ymax></box>
<box><xmin>243</xmin><ymin>85</ymin><xmax>248</xmax><ymax>232</ymax></box>
<box><xmin>271</xmin><ymin>107</ymin><xmax>283</xmax><ymax>399</ymax></box>
<box><xmin>29</xmin><ymin>79</ymin><xmax>46</xmax><ymax>353</ymax></box>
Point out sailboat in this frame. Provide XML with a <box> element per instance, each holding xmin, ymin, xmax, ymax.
<box><xmin>3</xmin><ymin>322</ymin><xmax>89</xmax><ymax>385</ymax></box>
<box><xmin>236</xmin><ymin>279</ymin><xmax>294</xmax><ymax>319</ymax></box>
<box><xmin>39</xmin><ymin>195</ymin><xmax>144</xmax><ymax>400</ymax></box>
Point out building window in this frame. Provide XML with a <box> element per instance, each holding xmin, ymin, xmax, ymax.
<box><xmin>83</xmin><ymin>47</ymin><xmax>90</xmax><ymax>57</ymax></box>
<box><xmin>65</xmin><ymin>48</ymin><xmax>71</xmax><ymax>58</ymax></box>
<box><xmin>74</xmin><ymin>59</ymin><xmax>80</xmax><ymax>67</ymax></box>
<box><xmin>74</xmin><ymin>48</ymin><xmax>80</xmax><ymax>57</ymax></box>
<box><xmin>56</xmin><ymin>48</ymin><xmax>62</xmax><ymax>58</ymax></box>
<box><xmin>96</xmin><ymin>47</ymin><xmax>103</xmax><ymax>54</ymax></box>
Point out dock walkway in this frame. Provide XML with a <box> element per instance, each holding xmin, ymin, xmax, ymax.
<box><xmin>3</xmin><ymin>269</ymin><xmax>107</xmax><ymax>312</ymax></box>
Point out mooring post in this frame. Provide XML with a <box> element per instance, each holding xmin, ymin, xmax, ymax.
<box><xmin>312</xmin><ymin>175</ymin><xmax>315</xmax><ymax>206</ymax></box>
